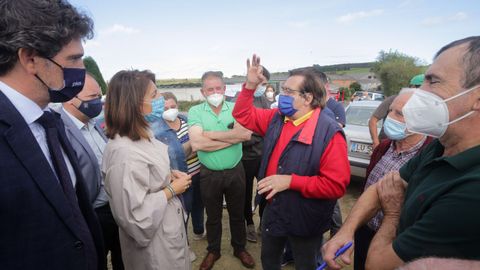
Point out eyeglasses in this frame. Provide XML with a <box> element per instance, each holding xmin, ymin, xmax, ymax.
<box><xmin>280</xmin><ymin>86</ymin><xmax>303</xmax><ymax>96</ymax></box>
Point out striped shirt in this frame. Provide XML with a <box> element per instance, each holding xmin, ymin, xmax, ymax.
<box><xmin>177</xmin><ymin>118</ymin><xmax>200</xmax><ymax>175</ymax></box>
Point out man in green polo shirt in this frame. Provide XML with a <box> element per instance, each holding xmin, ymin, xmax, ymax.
<box><xmin>188</xmin><ymin>71</ymin><xmax>255</xmax><ymax>270</ymax></box>
<box><xmin>322</xmin><ymin>36</ymin><xmax>480</xmax><ymax>270</ymax></box>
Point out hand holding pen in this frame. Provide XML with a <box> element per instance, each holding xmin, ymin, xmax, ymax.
<box><xmin>319</xmin><ymin>241</ymin><xmax>353</xmax><ymax>270</ymax></box>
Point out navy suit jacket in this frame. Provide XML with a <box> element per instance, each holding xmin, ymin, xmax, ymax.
<box><xmin>0</xmin><ymin>91</ymin><xmax>105</xmax><ymax>270</ymax></box>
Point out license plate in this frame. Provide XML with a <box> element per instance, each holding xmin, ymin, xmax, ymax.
<box><xmin>350</xmin><ymin>142</ymin><xmax>373</xmax><ymax>156</ymax></box>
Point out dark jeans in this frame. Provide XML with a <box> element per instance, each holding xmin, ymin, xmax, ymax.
<box><xmin>200</xmin><ymin>163</ymin><xmax>246</xmax><ymax>253</ymax></box>
<box><xmin>354</xmin><ymin>225</ymin><xmax>376</xmax><ymax>270</ymax></box>
<box><xmin>241</xmin><ymin>158</ymin><xmax>261</xmax><ymax>225</ymax></box>
<box><xmin>95</xmin><ymin>203</ymin><xmax>124</xmax><ymax>270</ymax></box>
<box><xmin>183</xmin><ymin>173</ymin><xmax>205</xmax><ymax>234</ymax></box>
<box><xmin>261</xmin><ymin>205</ymin><xmax>323</xmax><ymax>270</ymax></box>
<box><xmin>331</xmin><ymin>200</ymin><xmax>343</xmax><ymax>236</ymax></box>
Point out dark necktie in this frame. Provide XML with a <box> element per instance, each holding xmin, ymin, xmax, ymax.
<box><xmin>36</xmin><ymin>111</ymin><xmax>97</xmax><ymax>269</ymax></box>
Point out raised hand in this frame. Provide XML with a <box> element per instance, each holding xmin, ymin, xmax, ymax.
<box><xmin>245</xmin><ymin>54</ymin><xmax>267</xmax><ymax>90</ymax></box>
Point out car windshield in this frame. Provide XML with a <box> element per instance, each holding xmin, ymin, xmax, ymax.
<box><xmin>346</xmin><ymin>106</ymin><xmax>378</xmax><ymax>126</ymax></box>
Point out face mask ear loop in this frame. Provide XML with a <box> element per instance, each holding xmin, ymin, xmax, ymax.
<box><xmin>443</xmin><ymin>85</ymin><xmax>480</xmax><ymax>103</ymax></box>
<box><xmin>441</xmin><ymin>111</ymin><xmax>475</xmax><ymax>126</ymax></box>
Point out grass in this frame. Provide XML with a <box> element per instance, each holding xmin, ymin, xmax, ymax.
<box><xmin>331</xmin><ymin>67</ymin><xmax>372</xmax><ymax>75</ymax></box>
<box><xmin>178</xmin><ymin>100</ymin><xmax>203</xmax><ymax>112</ymax></box>
<box><xmin>156</xmin><ymin>78</ymin><xmax>202</xmax><ymax>88</ymax></box>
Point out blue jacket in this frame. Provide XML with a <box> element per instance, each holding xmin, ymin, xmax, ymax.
<box><xmin>0</xmin><ymin>91</ymin><xmax>105</xmax><ymax>269</ymax></box>
<box><xmin>150</xmin><ymin>114</ymin><xmax>188</xmax><ymax>173</ymax></box>
<box><xmin>259</xmin><ymin>108</ymin><xmax>344</xmax><ymax>237</ymax></box>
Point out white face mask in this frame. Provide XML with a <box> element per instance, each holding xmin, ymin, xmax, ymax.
<box><xmin>206</xmin><ymin>93</ymin><xmax>224</xmax><ymax>107</ymax></box>
<box><xmin>402</xmin><ymin>86</ymin><xmax>479</xmax><ymax>138</ymax></box>
<box><xmin>162</xmin><ymin>108</ymin><xmax>179</xmax><ymax>122</ymax></box>
<box><xmin>254</xmin><ymin>85</ymin><xmax>266</xmax><ymax>97</ymax></box>
<box><xmin>266</xmin><ymin>91</ymin><xmax>274</xmax><ymax>99</ymax></box>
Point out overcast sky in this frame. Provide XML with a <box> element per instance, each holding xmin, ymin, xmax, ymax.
<box><xmin>70</xmin><ymin>0</ymin><xmax>480</xmax><ymax>80</ymax></box>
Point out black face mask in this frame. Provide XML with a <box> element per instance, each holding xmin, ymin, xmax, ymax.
<box><xmin>35</xmin><ymin>57</ymin><xmax>86</xmax><ymax>103</ymax></box>
<box><xmin>76</xmin><ymin>97</ymin><xmax>103</xmax><ymax>119</ymax></box>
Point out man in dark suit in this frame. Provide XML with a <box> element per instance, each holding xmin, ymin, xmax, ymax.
<box><xmin>59</xmin><ymin>74</ymin><xmax>124</xmax><ymax>270</ymax></box>
<box><xmin>0</xmin><ymin>1</ymin><xmax>104</xmax><ymax>269</ymax></box>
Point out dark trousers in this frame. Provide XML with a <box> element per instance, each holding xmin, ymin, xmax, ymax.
<box><xmin>330</xmin><ymin>200</ymin><xmax>343</xmax><ymax>235</ymax></box>
<box><xmin>241</xmin><ymin>158</ymin><xmax>261</xmax><ymax>225</ymax></box>
<box><xmin>354</xmin><ymin>225</ymin><xmax>376</xmax><ymax>270</ymax></box>
<box><xmin>261</xmin><ymin>205</ymin><xmax>323</xmax><ymax>270</ymax></box>
<box><xmin>95</xmin><ymin>203</ymin><xmax>124</xmax><ymax>270</ymax></box>
<box><xmin>200</xmin><ymin>163</ymin><xmax>246</xmax><ymax>253</ymax></box>
<box><xmin>183</xmin><ymin>173</ymin><xmax>205</xmax><ymax>234</ymax></box>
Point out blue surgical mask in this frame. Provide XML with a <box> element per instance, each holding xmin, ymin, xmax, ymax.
<box><xmin>144</xmin><ymin>96</ymin><xmax>165</xmax><ymax>123</ymax></box>
<box><xmin>76</xmin><ymin>97</ymin><xmax>103</xmax><ymax>119</ymax></box>
<box><xmin>278</xmin><ymin>95</ymin><xmax>297</xmax><ymax>116</ymax></box>
<box><xmin>36</xmin><ymin>57</ymin><xmax>86</xmax><ymax>103</ymax></box>
<box><xmin>383</xmin><ymin>116</ymin><xmax>408</xmax><ymax>140</ymax></box>
<box><xmin>254</xmin><ymin>85</ymin><xmax>266</xmax><ymax>97</ymax></box>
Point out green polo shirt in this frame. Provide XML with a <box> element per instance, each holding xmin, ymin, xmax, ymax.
<box><xmin>393</xmin><ymin>139</ymin><xmax>480</xmax><ymax>262</ymax></box>
<box><xmin>188</xmin><ymin>101</ymin><xmax>242</xmax><ymax>171</ymax></box>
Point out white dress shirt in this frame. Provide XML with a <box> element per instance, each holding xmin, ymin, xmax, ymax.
<box><xmin>0</xmin><ymin>80</ymin><xmax>77</xmax><ymax>187</ymax></box>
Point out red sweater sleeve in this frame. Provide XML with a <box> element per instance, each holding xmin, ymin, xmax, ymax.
<box><xmin>289</xmin><ymin>132</ymin><xmax>350</xmax><ymax>199</ymax></box>
<box><xmin>232</xmin><ymin>84</ymin><xmax>277</xmax><ymax>136</ymax></box>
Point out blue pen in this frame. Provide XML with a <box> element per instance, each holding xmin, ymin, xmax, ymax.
<box><xmin>316</xmin><ymin>241</ymin><xmax>353</xmax><ymax>270</ymax></box>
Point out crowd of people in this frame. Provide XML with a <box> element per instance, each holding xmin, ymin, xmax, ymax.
<box><xmin>1</xmin><ymin>1</ymin><xmax>480</xmax><ymax>270</ymax></box>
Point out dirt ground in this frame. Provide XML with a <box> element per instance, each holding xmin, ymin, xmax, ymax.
<box><xmin>187</xmin><ymin>177</ymin><xmax>364</xmax><ymax>270</ymax></box>
<box><xmin>107</xmin><ymin>177</ymin><xmax>363</xmax><ymax>270</ymax></box>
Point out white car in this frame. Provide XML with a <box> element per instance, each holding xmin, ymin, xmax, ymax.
<box><xmin>344</xmin><ymin>100</ymin><xmax>382</xmax><ymax>177</ymax></box>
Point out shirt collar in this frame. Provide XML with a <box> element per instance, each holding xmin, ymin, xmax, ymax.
<box><xmin>392</xmin><ymin>136</ymin><xmax>427</xmax><ymax>156</ymax></box>
<box><xmin>0</xmin><ymin>80</ymin><xmax>45</xmax><ymax>124</ymax></box>
<box><xmin>63</xmin><ymin>107</ymin><xmax>87</xmax><ymax>129</ymax></box>
<box><xmin>443</xmin><ymin>144</ymin><xmax>480</xmax><ymax>171</ymax></box>
<box><xmin>284</xmin><ymin>110</ymin><xmax>314</xmax><ymax>126</ymax></box>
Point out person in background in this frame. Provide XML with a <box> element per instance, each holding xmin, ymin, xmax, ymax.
<box><xmin>265</xmin><ymin>84</ymin><xmax>276</xmax><ymax>104</ymax></box>
<box><xmin>0</xmin><ymin>0</ymin><xmax>105</xmax><ymax>268</ymax></box>
<box><xmin>60</xmin><ymin>73</ymin><xmax>124</xmax><ymax>270</ymax></box>
<box><xmin>102</xmin><ymin>70</ymin><xmax>192</xmax><ymax>270</ymax></box>
<box><xmin>254</xmin><ymin>84</ymin><xmax>276</xmax><ymax>231</ymax></box>
<box><xmin>188</xmin><ymin>71</ymin><xmax>255</xmax><ymax>270</ymax></box>
<box><xmin>409</xmin><ymin>74</ymin><xmax>425</xmax><ymax>88</ymax></box>
<box><xmin>353</xmin><ymin>89</ymin><xmax>432</xmax><ymax>270</ymax></box>
<box><xmin>233</xmin><ymin>55</ymin><xmax>350</xmax><ymax>270</ymax></box>
<box><xmin>233</xmin><ymin>67</ymin><xmax>272</xmax><ymax>243</ymax></box>
<box><xmin>150</xmin><ymin>91</ymin><xmax>205</xmax><ymax>261</ymax></box>
<box><xmin>323</xmin><ymin>36</ymin><xmax>480</xmax><ymax>270</ymax></box>
<box><xmin>369</xmin><ymin>74</ymin><xmax>424</xmax><ymax>149</ymax></box>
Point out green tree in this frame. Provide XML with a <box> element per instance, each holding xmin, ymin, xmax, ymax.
<box><xmin>83</xmin><ymin>56</ymin><xmax>108</xmax><ymax>95</ymax></box>
<box><xmin>349</xmin><ymin>82</ymin><xmax>362</xmax><ymax>92</ymax></box>
<box><xmin>373</xmin><ymin>50</ymin><xmax>423</xmax><ymax>96</ymax></box>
